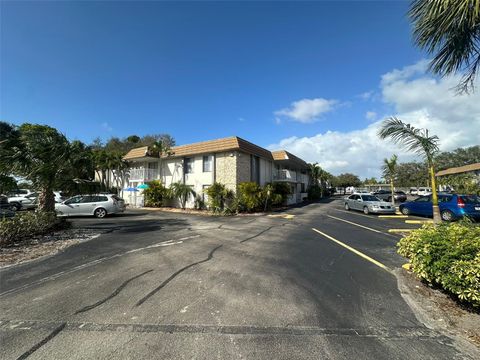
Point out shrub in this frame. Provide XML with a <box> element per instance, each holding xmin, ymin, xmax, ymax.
<box><xmin>270</xmin><ymin>182</ymin><xmax>291</xmax><ymax>205</ymax></box>
<box><xmin>308</xmin><ymin>185</ymin><xmax>322</xmax><ymax>200</ymax></box>
<box><xmin>0</xmin><ymin>211</ymin><xmax>62</xmax><ymax>246</ymax></box>
<box><xmin>236</xmin><ymin>182</ymin><xmax>264</xmax><ymax>212</ymax></box>
<box><xmin>204</xmin><ymin>182</ymin><xmax>234</xmax><ymax>214</ymax></box>
<box><xmin>143</xmin><ymin>180</ymin><xmax>170</xmax><ymax>207</ymax></box>
<box><xmin>397</xmin><ymin>221</ymin><xmax>480</xmax><ymax>307</ymax></box>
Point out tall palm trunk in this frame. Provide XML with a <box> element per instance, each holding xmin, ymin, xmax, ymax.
<box><xmin>38</xmin><ymin>185</ymin><xmax>55</xmax><ymax>212</ymax></box>
<box><xmin>429</xmin><ymin>163</ymin><xmax>441</xmax><ymax>224</ymax></box>
<box><xmin>389</xmin><ymin>178</ymin><xmax>395</xmax><ymax>206</ymax></box>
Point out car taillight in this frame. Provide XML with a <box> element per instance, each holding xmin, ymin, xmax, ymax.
<box><xmin>457</xmin><ymin>197</ymin><xmax>465</xmax><ymax>208</ymax></box>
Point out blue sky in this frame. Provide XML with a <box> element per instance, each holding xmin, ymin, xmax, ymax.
<box><xmin>1</xmin><ymin>1</ymin><xmax>417</xmax><ymax>142</ymax></box>
<box><xmin>3</xmin><ymin>1</ymin><xmax>478</xmax><ymax>178</ymax></box>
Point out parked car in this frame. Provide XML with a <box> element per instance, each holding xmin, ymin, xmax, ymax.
<box><xmin>372</xmin><ymin>190</ymin><xmax>406</xmax><ymax>203</ymax></box>
<box><xmin>399</xmin><ymin>194</ymin><xmax>480</xmax><ymax>221</ymax></box>
<box><xmin>409</xmin><ymin>187</ymin><xmax>418</xmax><ymax>195</ymax></box>
<box><xmin>355</xmin><ymin>189</ymin><xmax>372</xmax><ymax>195</ymax></box>
<box><xmin>0</xmin><ymin>208</ymin><xmax>16</xmax><ymax>219</ymax></box>
<box><xmin>417</xmin><ymin>187</ymin><xmax>432</xmax><ymax>196</ymax></box>
<box><xmin>7</xmin><ymin>193</ymin><xmax>37</xmax><ymax>211</ymax></box>
<box><xmin>55</xmin><ymin>194</ymin><xmax>126</xmax><ymax>218</ymax></box>
<box><xmin>344</xmin><ymin>194</ymin><xmax>396</xmax><ymax>215</ymax></box>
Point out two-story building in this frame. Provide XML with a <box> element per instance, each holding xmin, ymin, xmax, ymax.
<box><xmin>115</xmin><ymin>136</ymin><xmax>310</xmax><ymax>208</ymax></box>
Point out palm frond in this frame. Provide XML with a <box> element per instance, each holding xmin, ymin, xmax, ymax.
<box><xmin>378</xmin><ymin>117</ymin><xmax>439</xmax><ymax>161</ymax></box>
<box><xmin>409</xmin><ymin>0</ymin><xmax>480</xmax><ymax>92</ymax></box>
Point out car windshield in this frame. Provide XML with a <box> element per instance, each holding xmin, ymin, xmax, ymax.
<box><xmin>361</xmin><ymin>195</ymin><xmax>380</xmax><ymax>202</ymax></box>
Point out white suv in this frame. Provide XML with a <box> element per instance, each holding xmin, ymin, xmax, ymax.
<box><xmin>55</xmin><ymin>194</ymin><xmax>126</xmax><ymax>218</ymax></box>
<box><xmin>417</xmin><ymin>187</ymin><xmax>432</xmax><ymax>196</ymax></box>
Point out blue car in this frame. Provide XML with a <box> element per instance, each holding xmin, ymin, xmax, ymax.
<box><xmin>399</xmin><ymin>194</ymin><xmax>480</xmax><ymax>221</ymax></box>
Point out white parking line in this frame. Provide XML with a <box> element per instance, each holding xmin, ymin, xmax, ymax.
<box><xmin>326</xmin><ymin>215</ymin><xmax>382</xmax><ymax>234</ymax></box>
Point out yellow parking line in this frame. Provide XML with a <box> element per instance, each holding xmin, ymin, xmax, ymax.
<box><xmin>326</xmin><ymin>215</ymin><xmax>382</xmax><ymax>234</ymax></box>
<box><xmin>405</xmin><ymin>220</ymin><xmax>433</xmax><ymax>224</ymax></box>
<box><xmin>388</xmin><ymin>229</ymin><xmax>414</xmax><ymax>233</ymax></box>
<box><xmin>312</xmin><ymin>228</ymin><xmax>392</xmax><ymax>274</ymax></box>
<box><xmin>378</xmin><ymin>215</ymin><xmax>408</xmax><ymax>218</ymax></box>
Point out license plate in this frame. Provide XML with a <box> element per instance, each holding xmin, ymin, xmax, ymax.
<box><xmin>475</xmin><ymin>207</ymin><xmax>480</xmax><ymax>211</ymax></box>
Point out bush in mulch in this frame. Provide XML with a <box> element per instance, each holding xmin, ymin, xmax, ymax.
<box><xmin>397</xmin><ymin>220</ymin><xmax>480</xmax><ymax>307</ymax></box>
<box><xmin>0</xmin><ymin>211</ymin><xmax>69</xmax><ymax>247</ymax></box>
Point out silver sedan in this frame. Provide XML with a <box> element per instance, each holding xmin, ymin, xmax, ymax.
<box><xmin>344</xmin><ymin>194</ymin><xmax>396</xmax><ymax>215</ymax></box>
<box><xmin>55</xmin><ymin>194</ymin><xmax>125</xmax><ymax>218</ymax></box>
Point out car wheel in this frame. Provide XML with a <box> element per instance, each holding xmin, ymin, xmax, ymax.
<box><xmin>401</xmin><ymin>207</ymin><xmax>410</xmax><ymax>215</ymax></box>
<box><xmin>363</xmin><ymin>206</ymin><xmax>369</xmax><ymax>215</ymax></box>
<box><xmin>9</xmin><ymin>203</ymin><xmax>21</xmax><ymax>211</ymax></box>
<box><xmin>441</xmin><ymin>210</ymin><xmax>454</xmax><ymax>222</ymax></box>
<box><xmin>94</xmin><ymin>208</ymin><xmax>107</xmax><ymax>218</ymax></box>
<box><xmin>345</xmin><ymin>203</ymin><xmax>350</xmax><ymax>210</ymax></box>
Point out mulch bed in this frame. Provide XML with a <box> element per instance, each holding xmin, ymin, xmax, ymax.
<box><xmin>0</xmin><ymin>228</ymin><xmax>100</xmax><ymax>268</ymax></box>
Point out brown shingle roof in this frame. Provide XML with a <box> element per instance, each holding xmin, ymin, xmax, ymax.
<box><xmin>123</xmin><ymin>137</ymin><xmax>274</xmax><ymax>160</ymax></box>
<box><xmin>436</xmin><ymin>163</ymin><xmax>480</xmax><ymax>176</ymax></box>
<box><xmin>123</xmin><ymin>146</ymin><xmax>150</xmax><ymax>160</ymax></box>
<box><xmin>271</xmin><ymin>150</ymin><xmax>308</xmax><ymax>168</ymax></box>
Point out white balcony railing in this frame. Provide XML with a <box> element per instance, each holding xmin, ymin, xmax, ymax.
<box><xmin>273</xmin><ymin>169</ymin><xmax>297</xmax><ymax>182</ymax></box>
<box><xmin>129</xmin><ymin>168</ymin><xmax>159</xmax><ymax>181</ymax></box>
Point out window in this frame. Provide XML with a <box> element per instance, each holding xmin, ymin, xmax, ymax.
<box><xmin>94</xmin><ymin>196</ymin><xmax>108</xmax><ymax>202</ymax></box>
<box><xmin>65</xmin><ymin>196</ymin><xmax>83</xmax><ymax>205</ymax></box>
<box><xmin>415</xmin><ymin>196</ymin><xmax>431</xmax><ymax>202</ymax></box>
<box><xmin>203</xmin><ymin>155</ymin><xmax>213</xmax><ymax>172</ymax></box>
<box><xmin>251</xmin><ymin>156</ymin><xmax>260</xmax><ymax>183</ymax></box>
<box><xmin>184</xmin><ymin>158</ymin><xmax>194</xmax><ymax>174</ymax></box>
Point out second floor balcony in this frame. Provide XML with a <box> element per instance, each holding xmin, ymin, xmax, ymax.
<box><xmin>129</xmin><ymin>168</ymin><xmax>159</xmax><ymax>181</ymax></box>
<box><xmin>273</xmin><ymin>169</ymin><xmax>297</xmax><ymax>182</ymax></box>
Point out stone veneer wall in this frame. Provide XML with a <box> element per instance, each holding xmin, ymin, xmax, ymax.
<box><xmin>215</xmin><ymin>152</ymin><xmax>238</xmax><ymax>191</ymax></box>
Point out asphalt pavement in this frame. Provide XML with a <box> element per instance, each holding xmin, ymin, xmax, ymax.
<box><xmin>0</xmin><ymin>199</ymin><xmax>477</xmax><ymax>359</ymax></box>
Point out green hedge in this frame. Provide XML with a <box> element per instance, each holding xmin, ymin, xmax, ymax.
<box><xmin>0</xmin><ymin>211</ymin><xmax>61</xmax><ymax>246</ymax></box>
<box><xmin>397</xmin><ymin>221</ymin><xmax>480</xmax><ymax>307</ymax></box>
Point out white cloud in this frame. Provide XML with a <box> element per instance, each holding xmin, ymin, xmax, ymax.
<box><xmin>274</xmin><ymin>98</ymin><xmax>338</xmax><ymax>123</ymax></box>
<box><xmin>358</xmin><ymin>91</ymin><xmax>374</xmax><ymax>100</ymax></box>
<box><xmin>269</xmin><ymin>61</ymin><xmax>480</xmax><ymax>179</ymax></box>
<box><xmin>101</xmin><ymin>122</ymin><xmax>113</xmax><ymax>132</ymax></box>
<box><xmin>365</xmin><ymin>111</ymin><xmax>377</xmax><ymax>121</ymax></box>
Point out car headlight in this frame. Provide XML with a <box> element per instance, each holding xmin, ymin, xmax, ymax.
<box><xmin>372</xmin><ymin>204</ymin><xmax>380</xmax><ymax>208</ymax></box>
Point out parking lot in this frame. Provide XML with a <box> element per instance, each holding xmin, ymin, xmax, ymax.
<box><xmin>1</xmin><ymin>198</ymin><xmax>477</xmax><ymax>359</ymax></box>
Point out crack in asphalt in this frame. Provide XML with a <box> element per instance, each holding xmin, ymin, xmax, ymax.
<box><xmin>239</xmin><ymin>226</ymin><xmax>274</xmax><ymax>243</ymax></box>
<box><xmin>135</xmin><ymin>245</ymin><xmax>223</xmax><ymax>307</ymax></box>
<box><xmin>74</xmin><ymin>270</ymin><xmax>154</xmax><ymax>314</ymax></box>
<box><xmin>1</xmin><ymin>319</ymin><xmax>441</xmax><ymax>339</ymax></box>
<box><xmin>15</xmin><ymin>322</ymin><xmax>66</xmax><ymax>360</ymax></box>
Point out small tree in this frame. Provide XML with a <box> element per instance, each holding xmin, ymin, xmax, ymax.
<box><xmin>378</xmin><ymin>117</ymin><xmax>441</xmax><ymax>223</ymax></box>
<box><xmin>170</xmin><ymin>182</ymin><xmax>196</xmax><ymax>209</ymax></box>
<box><xmin>204</xmin><ymin>182</ymin><xmax>234</xmax><ymax>213</ymax></box>
<box><xmin>382</xmin><ymin>154</ymin><xmax>398</xmax><ymax>206</ymax></box>
<box><xmin>143</xmin><ymin>180</ymin><xmax>169</xmax><ymax>207</ymax></box>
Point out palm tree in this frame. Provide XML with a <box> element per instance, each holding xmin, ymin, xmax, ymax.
<box><xmin>308</xmin><ymin>163</ymin><xmax>321</xmax><ymax>186</ymax></box>
<box><xmin>1</xmin><ymin>123</ymin><xmax>71</xmax><ymax>212</ymax></box>
<box><xmin>169</xmin><ymin>182</ymin><xmax>196</xmax><ymax>209</ymax></box>
<box><xmin>382</xmin><ymin>154</ymin><xmax>398</xmax><ymax>206</ymax></box>
<box><xmin>409</xmin><ymin>0</ymin><xmax>480</xmax><ymax>92</ymax></box>
<box><xmin>378</xmin><ymin>117</ymin><xmax>441</xmax><ymax>223</ymax></box>
<box><xmin>148</xmin><ymin>140</ymin><xmax>173</xmax><ymax>181</ymax></box>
